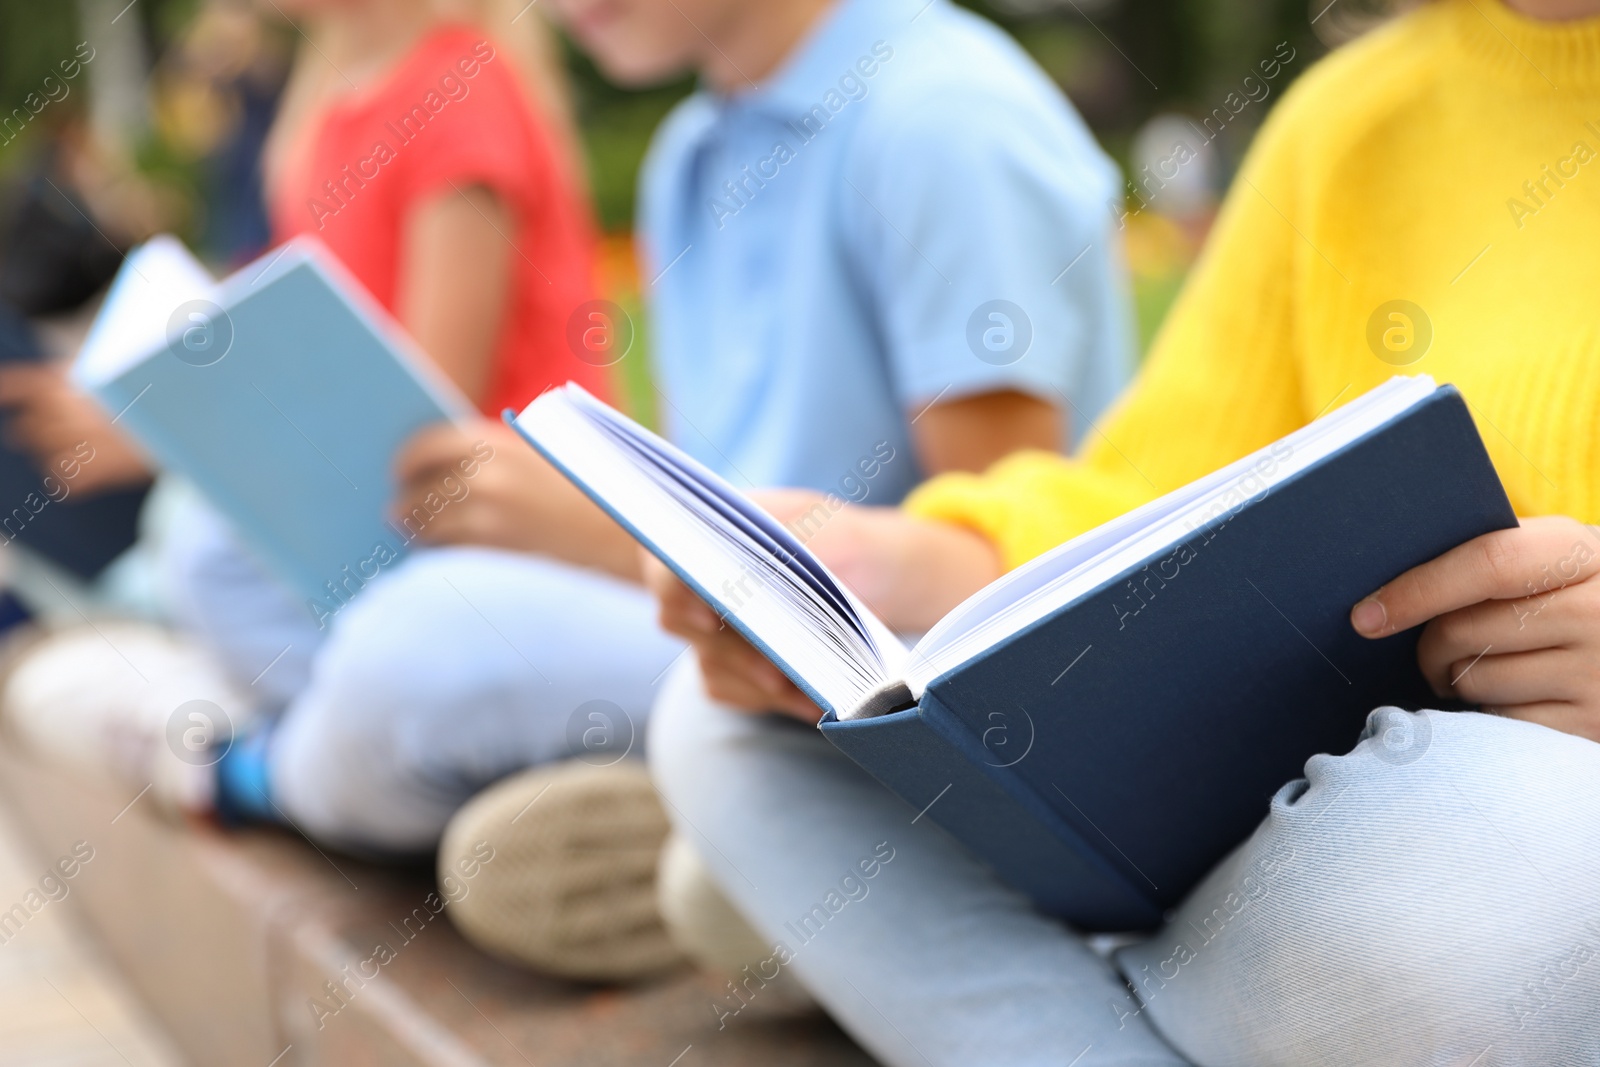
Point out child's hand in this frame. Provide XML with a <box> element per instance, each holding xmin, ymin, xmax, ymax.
<box><xmin>0</xmin><ymin>364</ymin><xmax>151</xmax><ymax>493</ymax></box>
<box><xmin>643</xmin><ymin>492</ymin><xmax>1002</xmax><ymax>722</ymax></box>
<box><xmin>393</xmin><ymin>420</ymin><xmax>545</xmax><ymax>550</ymax></box>
<box><xmin>644</xmin><ymin>552</ymin><xmax>821</xmax><ymax>722</ymax></box>
<box><xmin>750</xmin><ymin>490</ymin><xmax>1001</xmax><ymax>634</ymax></box>
<box><xmin>392</xmin><ymin>421</ymin><xmax>642</xmax><ymax>580</ymax></box>
<box><xmin>1352</xmin><ymin>516</ymin><xmax>1600</xmax><ymax>742</ymax></box>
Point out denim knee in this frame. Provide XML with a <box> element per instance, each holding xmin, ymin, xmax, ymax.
<box><xmin>1119</xmin><ymin>709</ymin><xmax>1600</xmax><ymax>1067</ymax></box>
<box><xmin>646</xmin><ymin>656</ymin><xmax>812</xmax><ymax>837</ymax></box>
<box><xmin>647</xmin><ymin>656</ymin><xmax>731</xmax><ymax>822</ymax></box>
<box><xmin>266</xmin><ymin>554</ymin><xmax>526</xmax><ymax>849</ymax></box>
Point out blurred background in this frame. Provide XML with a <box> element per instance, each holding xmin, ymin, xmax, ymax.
<box><xmin>0</xmin><ymin>0</ymin><xmax>1370</xmax><ymax>417</ymax></box>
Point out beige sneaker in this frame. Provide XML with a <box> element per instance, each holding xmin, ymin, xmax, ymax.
<box><xmin>657</xmin><ymin>832</ymin><xmax>771</xmax><ymax>972</ymax></box>
<box><xmin>658</xmin><ymin>833</ymin><xmax>816</xmax><ymax>1013</ymax></box>
<box><xmin>438</xmin><ymin>758</ymin><xmax>686</xmax><ymax>981</ymax></box>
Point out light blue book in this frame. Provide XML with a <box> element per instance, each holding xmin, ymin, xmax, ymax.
<box><xmin>72</xmin><ymin>236</ymin><xmax>472</xmax><ymax>622</ymax></box>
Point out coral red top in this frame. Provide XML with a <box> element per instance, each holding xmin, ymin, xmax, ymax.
<box><xmin>269</xmin><ymin>24</ymin><xmax>608</xmax><ymax>415</ymax></box>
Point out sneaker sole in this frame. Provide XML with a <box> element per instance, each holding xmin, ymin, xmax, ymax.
<box><xmin>438</xmin><ymin>759</ymin><xmax>686</xmax><ymax>982</ymax></box>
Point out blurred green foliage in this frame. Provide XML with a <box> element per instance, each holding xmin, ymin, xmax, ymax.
<box><xmin>0</xmin><ymin>0</ymin><xmax>201</xmax><ymax>165</ymax></box>
<box><xmin>1</xmin><ymin>0</ymin><xmax>1332</xmax><ymax>361</ymax></box>
<box><xmin>561</xmin><ymin>39</ymin><xmax>694</xmax><ymax>232</ymax></box>
<box><xmin>0</xmin><ymin>1</ymin><xmax>81</xmax><ymax>159</ymax></box>
<box><xmin>4</xmin><ymin>0</ymin><xmax>1328</xmax><ymax>218</ymax></box>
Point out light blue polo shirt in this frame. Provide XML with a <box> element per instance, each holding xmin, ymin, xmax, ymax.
<box><xmin>638</xmin><ymin>0</ymin><xmax>1133</xmax><ymax>505</ymax></box>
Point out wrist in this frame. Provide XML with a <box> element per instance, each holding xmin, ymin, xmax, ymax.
<box><xmin>535</xmin><ymin>491</ymin><xmax>646</xmax><ymax>583</ymax></box>
<box><xmin>881</xmin><ymin>515</ymin><xmax>1002</xmax><ymax>632</ymax></box>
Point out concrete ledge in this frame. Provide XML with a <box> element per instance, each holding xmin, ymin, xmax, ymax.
<box><xmin>0</xmin><ymin>741</ymin><xmax>875</xmax><ymax>1066</ymax></box>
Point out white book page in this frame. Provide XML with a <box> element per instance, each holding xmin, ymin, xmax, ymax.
<box><xmin>520</xmin><ymin>387</ymin><xmax>908</xmax><ymax>719</ymax></box>
<box><xmin>72</xmin><ymin>235</ymin><xmax>217</xmax><ymax>388</ymax></box>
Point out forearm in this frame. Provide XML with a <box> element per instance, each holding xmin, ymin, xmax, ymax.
<box><xmin>904</xmin><ymin>452</ymin><xmax>1149</xmax><ymax>572</ymax></box>
<box><xmin>397</xmin><ymin>187</ymin><xmax>511</xmax><ymax>407</ymax></box>
<box><xmin>526</xmin><ymin>484</ymin><xmax>644</xmax><ymax>583</ymax></box>
<box><xmin>910</xmin><ymin>389</ymin><xmax>1064</xmax><ymax>475</ymax></box>
<box><xmin>396</xmin><ymin>422</ymin><xmax>643</xmax><ymax>582</ymax></box>
<box><xmin>762</xmin><ymin>493</ymin><xmax>1000</xmax><ymax>633</ymax></box>
<box><xmin>874</xmin><ymin>514</ymin><xmax>1002</xmax><ymax>632</ymax></box>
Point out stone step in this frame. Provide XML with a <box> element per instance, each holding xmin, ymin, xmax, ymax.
<box><xmin>0</xmin><ymin>741</ymin><xmax>875</xmax><ymax>1067</ymax></box>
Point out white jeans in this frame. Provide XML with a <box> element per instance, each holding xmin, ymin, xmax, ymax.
<box><xmin>162</xmin><ymin>499</ymin><xmax>684</xmax><ymax>852</ymax></box>
<box><xmin>649</xmin><ymin>657</ymin><xmax>1600</xmax><ymax>1067</ymax></box>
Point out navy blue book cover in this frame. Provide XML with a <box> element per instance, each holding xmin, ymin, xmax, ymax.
<box><xmin>821</xmin><ymin>388</ymin><xmax>1515</xmax><ymax>930</ymax></box>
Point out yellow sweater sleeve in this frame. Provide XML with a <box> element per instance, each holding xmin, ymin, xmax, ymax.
<box><xmin>907</xmin><ymin>82</ymin><xmax>1325</xmax><ymax>571</ymax></box>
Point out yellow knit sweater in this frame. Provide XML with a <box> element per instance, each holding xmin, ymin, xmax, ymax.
<box><xmin>907</xmin><ymin>0</ymin><xmax>1600</xmax><ymax>570</ymax></box>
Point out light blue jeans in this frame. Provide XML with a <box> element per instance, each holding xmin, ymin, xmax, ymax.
<box><xmin>162</xmin><ymin>500</ymin><xmax>684</xmax><ymax>852</ymax></box>
<box><xmin>649</xmin><ymin>657</ymin><xmax>1600</xmax><ymax>1067</ymax></box>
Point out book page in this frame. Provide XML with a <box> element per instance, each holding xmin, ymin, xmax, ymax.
<box><xmin>516</xmin><ymin>386</ymin><xmax>908</xmax><ymax>720</ymax></box>
<box><xmin>904</xmin><ymin>376</ymin><xmax>1438</xmax><ymax>692</ymax></box>
<box><xmin>72</xmin><ymin>236</ymin><xmax>217</xmax><ymax>388</ymax></box>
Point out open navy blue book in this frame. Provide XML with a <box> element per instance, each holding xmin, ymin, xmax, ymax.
<box><xmin>512</xmin><ymin>377</ymin><xmax>1515</xmax><ymax>930</ymax></box>
<box><xmin>71</xmin><ymin>236</ymin><xmax>471</xmax><ymax>611</ymax></box>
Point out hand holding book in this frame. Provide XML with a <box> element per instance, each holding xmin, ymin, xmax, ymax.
<box><xmin>1352</xmin><ymin>515</ymin><xmax>1600</xmax><ymax>743</ymax></box>
<box><xmin>391</xmin><ymin>418</ymin><xmax>646</xmax><ymax>583</ymax></box>
<box><xmin>736</xmin><ymin>489</ymin><xmax>1003</xmax><ymax>634</ymax></box>
<box><xmin>649</xmin><ymin>506</ymin><xmax>1600</xmax><ymax>744</ymax></box>
<box><xmin>0</xmin><ymin>362</ymin><xmax>150</xmax><ymax>494</ymax></box>
<box><xmin>643</xmin><ymin>488</ymin><xmax>1001</xmax><ymax>722</ymax></box>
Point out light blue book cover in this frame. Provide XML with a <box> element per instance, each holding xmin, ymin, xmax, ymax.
<box><xmin>72</xmin><ymin>236</ymin><xmax>472</xmax><ymax>622</ymax></box>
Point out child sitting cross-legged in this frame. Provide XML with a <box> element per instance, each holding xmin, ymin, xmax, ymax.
<box><xmin>643</xmin><ymin>0</ymin><xmax>1600</xmax><ymax>1062</ymax></box>
<box><xmin>2</xmin><ymin>0</ymin><xmax>1137</xmax><ymax>987</ymax></box>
